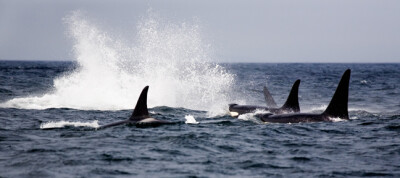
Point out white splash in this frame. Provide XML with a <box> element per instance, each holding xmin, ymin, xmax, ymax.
<box><xmin>185</xmin><ymin>115</ymin><xmax>199</xmax><ymax>124</ymax></box>
<box><xmin>237</xmin><ymin>109</ymin><xmax>268</xmax><ymax>124</ymax></box>
<box><xmin>0</xmin><ymin>11</ymin><xmax>235</xmax><ymax>116</ymax></box>
<box><xmin>254</xmin><ymin>109</ymin><xmax>272</xmax><ymax>114</ymax></box>
<box><xmin>40</xmin><ymin>120</ymin><xmax>100</xmax><ymax>129</ymax></box>
<box><xmin>350</xmin><ymin>116</ymin><xmax>359</xmax><ymax>120</ymax></box>
<box><xmin>237</xmin><ymin>113</ymin><xmax>254</xmax><ymax>121</ymax></box>
<box><xmin>328</xmin><ymin>117</ymin><xmax>346</xmax><ymax>122</ymax></box>
<box><xmin>229</xmin><ymin>111</ymin><xmax>239</xmax><ymax>117</ymax></box>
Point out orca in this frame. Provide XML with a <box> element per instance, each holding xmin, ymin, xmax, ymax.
<box><xmin>263</xmin><ymin>85</ymin><xmax>278</xmax><ymax>108</ymax></box>
<box><xmin>99</xmin><ymin>86</ymin><xmax>171</xmax><ymax>129</ymax></box>
<box><xmin>229</xmin><ymin>79</ymin><xmax>301</xmax><ymax>117</ymax></box>
<box><xmin>256</xmin><ymin>69</ymin><xmax>351</xmax><ymax>123</ymax></box>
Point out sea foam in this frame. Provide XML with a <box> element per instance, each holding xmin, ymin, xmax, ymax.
<box><xmin>40</xmin><ymin>120</ymin><xmax>100</xmax><ymax>129</ymax></box>
<box><xmin>185</xmin><ymin>115</ymin><xmax>199</xmax><ymax>124</ymax></box>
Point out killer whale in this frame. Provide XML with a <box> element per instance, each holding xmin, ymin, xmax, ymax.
<box><xmin>229</xmin><ymin>79</ymin><xmax>300</xmax><ymax>117</ymax></box>
<box><xmin>256</xmin><ymin>69</ymin><xmax>351</xmax><ymax>123</ymax></box>
<box><xmin>99</xmin><ymin>86</ymin><xmax>171</xmax><ymax>129</ymax></box>
<box><xmin>263</xmin><ymin>85</ymin><xmax>278</xmax><ymax>108</ymax></box>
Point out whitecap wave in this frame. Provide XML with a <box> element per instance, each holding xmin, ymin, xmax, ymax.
<box><xmin>328</xmin><ymin>117</ymin><xmax>346</xmax><ymax>122</ymax></box>
<box><xmin>236</xmin><ymin>109</ymin><xmax>268</xmax><ymax>124</ymax></box>
<box><xmin>185</xmin><ymin>115</ymin><xmax>199</xmax><ymax>124</ymax></box>
<box><xmin>40</xmin><ymin>120</ymin><xmax>100</xmax><ymax>129</ymax></box>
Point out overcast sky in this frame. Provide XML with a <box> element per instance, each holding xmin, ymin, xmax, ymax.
<box><xmin>0</xmin><ymin>0</ymin><xmax>399</xmax><ymax>63</ymax></box>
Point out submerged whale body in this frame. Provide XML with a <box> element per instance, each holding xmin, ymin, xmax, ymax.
<box><xmin>99</xmin><ymin>86</ymin><xmax>171</xmax><ymax>129</ymax></box>
<box><xmin>229</xmin><ymin>79</ymin><xmax>301</xmax><ymax>117</ymax></box>
<box><xmin>256</xmin><ymin>69</ymin><xmax>351</xmax><ymax>123</ymax></box>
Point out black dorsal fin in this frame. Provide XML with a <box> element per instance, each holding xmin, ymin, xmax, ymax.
<box><xmin>280</xmin><ymin>79</ymin><xmax>301</xmax><ymax>112</ymax></box>
<box><xmin>129</xmin><ymin>86</ymin><xmax>150</xmax><ymax>120</ymax></box>
<box><xmin>323</xmin><ymin>69</ymin><xmax>351</xmax><ymax>119</ymax></box>
<box><xmin>263</xmin><ymin>86</ymin><xmax>278</xmax><ymax>107</ymax></box>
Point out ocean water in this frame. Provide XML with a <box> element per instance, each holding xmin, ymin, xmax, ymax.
<box><xmin>0</xmin><ymin>61</ymin><xmax>399</xmax><ymax>177</ymax></box>
<box><xmin>1</xmin><ymin>12</ymin><xmax>400</xmax><ymax>177</ymax></box>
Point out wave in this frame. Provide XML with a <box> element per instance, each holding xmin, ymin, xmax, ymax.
<box><xmin>40</xmin><ymin>120</ymin><xmax>100</xmax><ymax>129</ymax></box>
<box><xmin>184</xmin><ymin>115</ymin><xmax>199</xmax><ymax>124</ymax></box>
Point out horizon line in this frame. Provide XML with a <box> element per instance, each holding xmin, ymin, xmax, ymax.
<box><xmin>0</xmin><ymin>58</ymin><xmax>399</xmax><ymax>64</ymax></box>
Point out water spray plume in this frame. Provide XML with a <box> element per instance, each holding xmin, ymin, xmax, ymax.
<box><xmin>0</xmin><ymin>11</ymin><xmax>235</xmax><ymax>116</ymax></box>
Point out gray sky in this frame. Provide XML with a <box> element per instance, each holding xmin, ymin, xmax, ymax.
<box><xmin>0</xmin><ymin>0</ymin><xmax>399</xmax><ymax>63</ymax></box>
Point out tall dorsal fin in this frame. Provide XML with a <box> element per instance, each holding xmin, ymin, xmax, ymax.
<box><xmin>263</xmin><ymin>86</ymin><xmax>278</xmax><ymax>107</ymax></box>
<box><xmin>129</xmin><ymin>86</ymin><xmax>150</xmax><ymax>120</ymax></box>
<box><xmin>323</xmin><ymin>69</ymin><xmax>351</xmax><ymax>119</ymax></box>
<box><xmin>280</xmin><ymin>79</ymin><xmax>300</xmax><ymax>112</ymax></box>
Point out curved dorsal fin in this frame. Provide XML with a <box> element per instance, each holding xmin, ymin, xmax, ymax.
<box><xmin>263</xmin><ymin>86</ymin><xmax>278</xmax><ymax>107</ymax></box>
<box><xmin>323</xmin><ymin>69</ymin><xmax>350</xmax><ymax>119</ymax></box>
<box><xmin>129</xmin><ymin>86</ymin><xmax>150</xmax><ymax>120</ymax></box>
<box><xmin>280</xmin><ymin>79</ymin><xmax>300</xmax><ymax>112</ymax></box>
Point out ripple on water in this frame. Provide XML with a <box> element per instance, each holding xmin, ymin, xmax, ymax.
<box><xmin>1</xmin><ymin>63</ymin><xmax>400</xmax><ymax>177</ymax></box>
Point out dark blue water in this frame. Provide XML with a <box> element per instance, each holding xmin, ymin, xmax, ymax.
<box><xmin>1</xmin><ymin>61</ymin><xmax>399</xmax><ymax>177</ymax></box>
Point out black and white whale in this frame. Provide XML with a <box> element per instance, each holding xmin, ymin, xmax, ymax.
<box><xmin>256</xmin><ymin>69</ymin><xmax>351</xmax><ymax>123</ymax></box>
<box><xmin>99</xmin><ymin>86</ymin><xmax>171</xmax><ymax>129</ymax></box>
<box><xmin>229</xmin><ymin>79</ymin><xmax>301</xmax><ymax>117</ymax></box>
